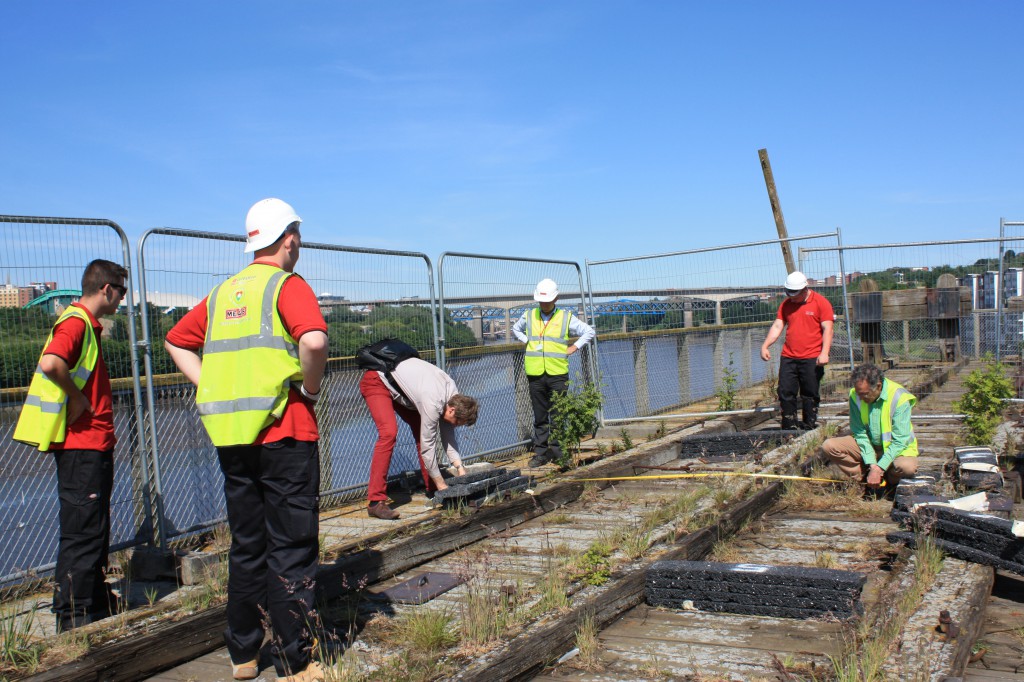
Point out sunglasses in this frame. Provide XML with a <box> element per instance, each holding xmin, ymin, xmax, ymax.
<box><xmin>785</xmin><ymin>288</ymin><xmax>803</xmax><ymax>297</ymax></box>
<box><xmin>108</xmin><ymin>283</ymin><xmax>128</xmax><ymax>297</ymax></box>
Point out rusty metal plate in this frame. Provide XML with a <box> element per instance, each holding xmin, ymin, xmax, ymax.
<box><xmin>927</xmin><ymin>288</ymin><xmax>960</xmax><ymax>319</ymax></box>
<box><xmin>851</xmin><ymin>292</ymin><xmax>882</xmax><ymax>322</ymax></box>
<box><xmin>372</xmin><ymin>572</ymin><xmax>466</xmax><ymax>605</ymax></box>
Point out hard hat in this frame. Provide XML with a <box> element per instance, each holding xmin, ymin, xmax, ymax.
<box><xmin>244</xmin><ymin>198</ymin><xmax>302</xmax><ymax>253</ymax></box>
<box><xmin>784</xmin><ymin>271</ymin><xmax>808</xmax><ymax>293</ymax></box>
<box><xmin>533</xmin><ymin>278</ymin><xmax>559</xmax><ymax>302</ymax></box>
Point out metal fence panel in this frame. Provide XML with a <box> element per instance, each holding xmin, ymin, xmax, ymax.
<box><xmin>0</xmin><ymin>216</ymin><xmax>151</xmax><ymax>587</ymax></box>
<box><xmin>137</xmin><ymin>229</ymin><xmax>440</xmax><ymax>539</ymax></box>
<box><xmin>437</xmin><ymin>253</ymin><xmax>591</xmax><ymax>461</ymax></box>
<box><xmin>586</xmin><ymin>233</ymin><xmax>844</xmax><ymax>421</ymax></box>
<box><xmin>800</xmin><ymin>236</ymin><xmax>1024</xmax><ymax>366</ymax></box>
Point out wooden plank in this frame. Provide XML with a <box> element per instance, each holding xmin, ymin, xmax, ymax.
<box><xmin>453</xmin><ymin>479</ymin><xmax>786</xmax><ymax>681</ymax></box>
<box><xmin>27</xmin><ymin>423</ymin><xmax>734</xmax><ymax>682</ymax></box>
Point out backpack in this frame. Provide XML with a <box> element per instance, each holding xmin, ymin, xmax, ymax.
<box><xmin>356</xmin><ymin>338</ymin><xmax>421</xmax><ymax>401</ymax></box>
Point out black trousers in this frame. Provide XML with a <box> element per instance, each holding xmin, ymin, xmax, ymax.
<box><xmin>53</xmin><ymin>449</ymin><xmax>114</xmax><ymax>631</ymax></box>
<box><xmin>528</xmin><ymin>373</ymin><xmax>568</xmax><ymax>458</ymax></box>
<box><xmin>218</xmin><ymin>439</ymin><xmax>320</xmax><ymax>677</ymax></box>
<box><xmin>778</xmin><ymin>356</ymin><xmax>824</xmax><ymax>428</ymax></box>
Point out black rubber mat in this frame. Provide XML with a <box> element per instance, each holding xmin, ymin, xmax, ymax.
<box><xmin>887</xmin><ymin>531</ymin><xmax>1024</xmax><ymax>576</ymax></box>
<box><xmin>648</xmin><ymin>561</ymin><xmax>865</xmax><ymax>591</ymax></box>
<box><xmin>443</xmin><ymin>467</ymin><xmax>508</xmax><ymax>487</ymax></box>
<box><xmin>434</xmin><ymin>469</ymin><xmax>521</xmax><ymax>502</ymax></box>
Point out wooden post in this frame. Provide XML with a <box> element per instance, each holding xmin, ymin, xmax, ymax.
<box><xmin>858</xmin><ymin>278</ymin><xmax>885</xmax><ymax>366</ymax></box>
<box><xmin>758</xmin><ymin>148</ymin><xmax>796</xmax><ymax>274</ymax></box>
<box><xmin>936</xmin><ymin>273</ymin><xmax>961</xmax><ymax>362</ymax></box>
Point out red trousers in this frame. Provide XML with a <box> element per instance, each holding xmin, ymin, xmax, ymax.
<box><xmin>359</xmin><ymin>371</ymin><xmax>435</xmax><ymax>503</ymax></box>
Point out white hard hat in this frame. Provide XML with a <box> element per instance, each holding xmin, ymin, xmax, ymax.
<box><xmin>244</xmin><ymin>198</ymin><xmax>302</xmax><ymax>253</ymax></box>
<box><xmin>784</xmin><ymin>271</ymin><xmax>808</xmax><ymax>293</ymax></box>
<box><xmin>533</xmin><ymin>278</ymin><xmax>559</xmax><ymax>302</ymax></box>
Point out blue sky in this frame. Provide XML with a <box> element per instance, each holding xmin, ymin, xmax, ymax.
<box><xmin>2</xmin><ymin>1</ymin><xmax>1022</xmax><ymax>265</ymax></box>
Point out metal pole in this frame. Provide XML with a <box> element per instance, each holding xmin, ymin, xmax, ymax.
<box><xmin>836</xmin><ymin>227</ymin><xmax>855</xmax><ymax>372</ymax></box>
<box><xmin>585</xmin><ymin>261</ymin><xmax>606</xmax><ymax>427</ymax></box>
<box><xmin>997</xmin><ymin>217</ymin><xmax>1005</xmax><ymax>360</ymax></box>
<box><xmin>136</xmin><ymin>230</ymin><xmax>173</xmax><ymax>550</ymax></box>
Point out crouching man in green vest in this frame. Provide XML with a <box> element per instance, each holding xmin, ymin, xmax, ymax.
<box><xmin>14</xmin><ymin>259</ymin><xmax>128</xmax><ymax>632</ymax></box>
<box><xmin>165</xmin><ymin>199</ymin><xmax>328</xmax><ymax>682</ymax></box>
<box><xmin>822</xmin><ymin>363</ymin><xmax>919</xmax><ymax>490</ymax></box>
<box><xmin>512</xmin><ymin>278</ymin><xmax>596</xmax><ymax>467</ymax></box>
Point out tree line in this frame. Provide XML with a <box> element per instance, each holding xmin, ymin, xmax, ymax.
<box><xmin>0</xmin><ymin>304</ymin><xmax>476</xmax><ymax>390</ymax></box>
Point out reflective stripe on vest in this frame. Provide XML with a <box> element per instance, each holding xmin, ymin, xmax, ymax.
<box><xmin>851</xmin><ymin>378</ymin><xmax>919</xmax><ymax>458</ymax></box>
<box><xmin>196</xmin><ymin>264</ymin><xmax>303</xmax><ymax>446</ymax></box>
<box><xmin>13</xmin><ymin>306</ymin><xmax>98</xmax><ymax>451</ymax></box>
<box><xmin>524</xmin><ymin>308</ymin><xmax>570</xmax><ymax>376</ymax></box>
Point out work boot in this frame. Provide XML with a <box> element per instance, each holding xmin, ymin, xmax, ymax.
<box><xmin>780</xmin><ymin>414</ymin><xmax>799</xmax><ymax>431</ymax></box>
<box><xmin>528</xmin><ymin>452</ymin><xmax>554</xmax><ymax>467</ymax></box>
<box><xmin>367</xmin><ymin>501</ymin><xmax>400</xmax><ymax>520</ymax></box>
<box><xmin>280</xmin><ymin>661</ymin><xmax>326</xmax><ymax>682</ymax></box>
<box><xmin>802</xmin><ymin>406</ymin><xmax>819</xmax><ymax>430</ymax></box>
<box><xmin>231</xmin><ymin>658</ymin><xmax>259</xmax><ymax>680</ymax></box>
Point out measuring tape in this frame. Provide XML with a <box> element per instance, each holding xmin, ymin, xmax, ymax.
<box><xmin>574</xmin><ymin>472</ymin><xmax>846</xmax><ymax>484</ymax></box>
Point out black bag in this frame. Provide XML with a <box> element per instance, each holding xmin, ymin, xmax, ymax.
<box><xmin>355</xmin><ymin>338</ymin><xmax>420</xmax><ymax>372</ymax></box>
<box><xmin>356</xmin><ymin>338</ymin><xmax>420</xmax><ymax>402</ymax></box>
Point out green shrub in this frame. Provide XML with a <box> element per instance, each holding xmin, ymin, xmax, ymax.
<box><xmin>953</xmin><ymin>355</ymin><xmax>1013</xmax><ymax>445</ymax></box>
<box><xmin>550</xmin><ymin>376</ymin><xmax>604</xmax><ymax>468</ymax></box>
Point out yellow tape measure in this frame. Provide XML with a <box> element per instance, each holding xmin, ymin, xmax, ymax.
<box><xmin>575</xmin><ymin>472</ymin><xmax>846</xmax><ymax>484</ymax></box>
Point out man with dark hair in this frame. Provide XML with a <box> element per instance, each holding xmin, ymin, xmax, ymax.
<box><xmin>14</xmin><ymin>259</ymin><xmax>128</xmax><ymax>632</ymax></box>
<box><xmin>760</xmin><ymin>271</ymin><xmax>834</xmax><ymax>430</ymax></box>
<box><xmin>360</xmin><ymin>356</ymin><xmax>479</xmax><ymax>520</ymax></box>
<box><xmin>823</xmin><ymin>363</ymin><xmax>919</xmax><ymax>489</ymax></box>
<box><xmin>165</xmin><ymin>198</ymin><xmax>328</xmax><ymax>682</ymax></box>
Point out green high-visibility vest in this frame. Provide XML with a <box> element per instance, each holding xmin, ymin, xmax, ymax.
<box><xmin>851</xmin><ymin>378</ymin><xmax>919</xmax><ymax>458</ymax></box>
<box><xmin>196</xmin><ymin>264</ymin><xmax>303</xmax><ymax>446</ymax></box>
<box><xmin>524</xmin><ymin>308</ymin><xmax>570</xmax><ymax>376</ymax></box>
<box><xmin>14</xmin><ymin>306</ymin><xmax>99</xmax><ymax>452</ymax></box>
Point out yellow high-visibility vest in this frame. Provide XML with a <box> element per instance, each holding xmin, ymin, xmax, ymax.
<box><xmin>196</xmin><ymin>264</ymin><xmax>303</xmax><ymax>446</ymax></box>
<box><xmin>851</xmin><ymin>378</ymin><xmax>919</xmax><ymax>458</ymax></box>
<box><xmin>524</xmin><ymin>308</ymin><xmax>570</xmax><ymax>376</ymax></box>
<box><xmin>14</xmin><ymin>306</ymin><xmax>99</xmax><ymax>451</ymax></box>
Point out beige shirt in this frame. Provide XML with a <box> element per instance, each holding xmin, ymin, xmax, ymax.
<box><xmin>379</xmin><ymin>357</ymin><xmax>462</xmax><ymax>479</ymax></box>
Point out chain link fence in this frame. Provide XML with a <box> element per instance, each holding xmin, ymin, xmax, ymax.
<box><xmin>437</xmin><ymin>253</ymin><xmax>592</xmax><ymax>462</ymax></box>
<box><xmin>800</xmin><ymin>235</ymin><xmax>1024</xmax><ymax>369</ymax></box>
<box><xmin>0</xmin><ymin>216</ymin><xmax>152</xmax><ymax>588</ymax></box>
<box><xmin>137</xmin><ymin>229</ymin><xmax>443</xmax><ymax>542</ymax></box>
<box><xmin>5</xmin><ymin>212</ymin><xmax>1024</xmax><ymax>587</ymax></box>
<box><xmin>586</xmin><ymin>232</ymin><xmax>845</xmax><ymax>420</ymax></box>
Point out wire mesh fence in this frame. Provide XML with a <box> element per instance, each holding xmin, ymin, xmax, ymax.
<box><xmin>5</xmin><ymin>212</ymin><xmax>1024</xmax><ymax>588</ymax></box>
<box><xmin>586</xmin><ymin>232</ymin><xmax>845</xmax><ymax>419</ymax></box>
<box><xmin>800</xmin><ymin>236</ymin><xmax>1024</xmax><ymax>367</ymax></box>
<box><xmin>137</xmin><ymin>229</ymin><xmax>443</xmax><ymax>541</ymax></box>
<box><xmin>0</xmin><ymin>216</ymin><xmax>151</xmax><ymax>588</ymax></box>
<box><xmin>437</xmin><ymin>253</ymin><xmax>592</xmax><ymax>461</ymax></box>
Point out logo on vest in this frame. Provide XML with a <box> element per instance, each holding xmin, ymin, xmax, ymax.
<box><xmin>225</xmin><ymin>307</ymin><xmax>248</xmax><ymax>319</ymax></box>
<box><xmin>233</xmin><ymin>290</ymin><xmax>245</xmax><ymax>304</ymax></box>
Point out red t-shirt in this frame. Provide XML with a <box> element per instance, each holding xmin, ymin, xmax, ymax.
<box><xmin>44</xmin><ymin>303</ymin><xmax>116</xmax><ymax>451</ymax></box>
<box><xmin>777</xmin><ymin>290</ymin><xmax>835</xmax><ymax>359</ymax></box>
<box><xmin>165</xmin><ymin>261</ymin><xmax>327</xmax><ymax>444</ymax></box>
